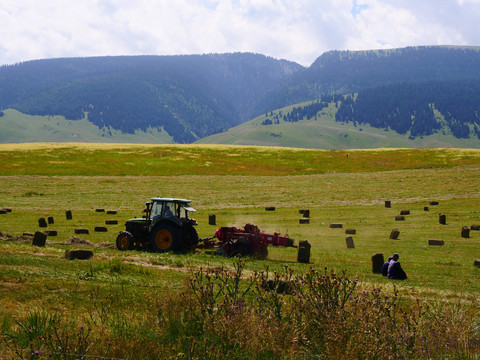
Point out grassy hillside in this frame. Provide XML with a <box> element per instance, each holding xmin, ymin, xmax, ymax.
<box><xmin>0</xmin><ymin>144</ymin><xmax>479</xmax><ymax>358</ymax></box>
<box><xmin>0</xmin><ymin>109</ymin><xmax>173</xmax><ymax>144</ymax></box>
<box><xmin>198</xmin><ymin>101</ymin><xmax>480</xmax><ymax>149</ymax></box>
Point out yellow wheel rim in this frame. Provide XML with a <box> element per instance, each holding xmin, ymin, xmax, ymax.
<box><xmin>118</xmin><ymin>234</ymin><xmax>130</xmax><ymax>249</ymax></box>
<box><xmin>155</xmin><ymin>229</ymin><xmax>173</xmax><ymax>250</ymax></box>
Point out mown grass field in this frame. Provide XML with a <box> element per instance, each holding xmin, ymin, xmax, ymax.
<box><xmin>0</xmin><ymin>143</ymin><xmax>479</xmax><ymax>359</ymax></box>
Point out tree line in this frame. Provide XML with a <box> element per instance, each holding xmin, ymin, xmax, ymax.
<box><xmin>335</xmin><ymin>80</ymin><xmax>480</xmax><ymax>138</ymax></box>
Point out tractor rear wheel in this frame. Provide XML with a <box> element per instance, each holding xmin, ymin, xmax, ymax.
<box><xmin>151</xmin><ymin>223</ymin><xmax>180</xmax><ymax>252</ymax></box>
<box><xmin>182</xmin><ymin>224</ymin><xmax>199</xmax><ymax>251</ymax></box>
<box><xmin>116</xmin><ymin>231</ymin><xmax>134</xmax><ymax>251</ymax></box>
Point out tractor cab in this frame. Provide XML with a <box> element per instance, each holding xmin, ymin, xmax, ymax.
<box><xmin>147</xmin><ymin>198</ymin><xmax>197</xmax><ymax>228</ymax></box>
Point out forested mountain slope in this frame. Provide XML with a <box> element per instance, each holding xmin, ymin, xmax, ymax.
<box><xmin>336</xmin><ymin>80</ymin><xmax>480</xmax><ymax>139</ymax></box>
<box><xmin>0</xmin><ymin>54</ymin><xmax>302</xmax><ymax>143</ymax></box>
<box><xmin>256</xmin><ymin>46</ymin><xmax>480</xmax><ymax>113</ymax></box>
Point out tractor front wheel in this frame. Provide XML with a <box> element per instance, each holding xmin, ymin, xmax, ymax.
<box><xmin>116</xmin><ymin>231</ymin><xmax>134</xmax><ymax>251</ymax></box>
<box><xmin>151</xmin><ymin>223</ymin><xmax>180</xmax><ymax>252</ymax></box>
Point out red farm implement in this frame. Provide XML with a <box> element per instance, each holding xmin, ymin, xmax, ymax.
<box><xmin>196</xmin><ymin>223</ymin><xmax>296</xmax><ymax>259</ymax></box>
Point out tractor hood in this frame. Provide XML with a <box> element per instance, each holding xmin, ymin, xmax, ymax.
<box><xmin>126</xmin><ymin>217</ymin><xmax>148</xmax><ymax>224</ymax></box>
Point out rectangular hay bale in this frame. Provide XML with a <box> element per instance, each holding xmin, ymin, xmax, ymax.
<box><xmin>345</xmin><ymin>236</ymin><xmax>355</xmax><ymax>249</ymax></box>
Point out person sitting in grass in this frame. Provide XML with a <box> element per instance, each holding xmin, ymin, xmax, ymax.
<box><xmin>387</xmin><ymin>253</ymin><xmax>407</xmax><ymax>280</ymax></box>
<box><xmin>382</xmin><ymin>256</ymin><xmax>393</xmax><ymax>277</ymax></box>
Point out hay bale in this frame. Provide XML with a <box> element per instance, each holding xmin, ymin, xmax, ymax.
<box><xmin>66</xmin><ymin>210</ymin><xmax>72</xmax><ymax>220</ymax></box>
<box><xmin>105</xmin><ymin>220</ymin><xmax>118</xmax><ymax>225</ymax></box>
<box><xmin>38</xmin><ymin>217</ymin><xmax>48</xmax><ymax>228</ymax></box>
<box><xmin>297</xmin><ymin>240</ymin><xmax>311</xmax><ymax>263</ymax></box>
<box><xmin>46</xmin><ymin>230</ymin><xmax>57</xmax><ymax>236</ymax></box>
<box><xmin>345</xmin><ymin>228</ymin><xmax>356</xmax><ymax>235</ymax></box>
<box><xmin>385</xmin><ymin>200</ymin><xmax>391</xmax><ymax>208</ymax></box>
<box><xmin>64</xmin><ymin>250</ymin><xmax>94</xmax><ymax>260</ymax></box>
<box><xmin>429</xmin><ymin>239</ymin><xmax>444</xmax><ymax>246</ymax></box>
<box><xmin>5</xmin><ymin>208</ymin><xmax>12</xmax><ymax>213</ymax></box>
<box><xmin>390</xmin><ymin>229</ymin><xmax>400</xmax><ymax>240</ymax></box>
<box><xmin>430</xmin><ymin>201</ymin><xmax>439</xmax><ymax>205</ymax></box>
<box><xmin>461</xmin><ymin>226</ymin><xmax>470</xmax><ymax>238</ymax></box>
<box><xmin>95</xmin><ymin>208</ymin><xmax>105</xmax><ymax>212</ymax></box>
<box><xmin>424</xmin><ymin>206</ymin><xmax>429</xmax><ymax>211</ymax></box>
<box><xmin>0</xmin><ymin>209</ymin><xmax>7</xmax><ymax>215</ymax></box>
<box><xmin>345</xmin><ymin>236</ymin><xmax>355</xmax><ymax>249</ymax></box>
<box><xmin>395</xmin><ymin>215</ymin><xmax>405</xmax><ymax>221</ymax></box>
<box><xmin>47</xmin><ymin>216</ymin><xmax>54</xmax><ymax>224</ymax></box>
<box><xmin>209</xmin><ymin>214</ymin><xmax>216</xmax><ymax>225</ymax></box>
<box><xmin>299</xmin><ymin>218</ymin><xmax>310</xmax><ymax>224</ymax></box>
<box><xmin>94</xmin><ymin>226</ymin><xmax>108</xmax><ymax>232</ymax></box>
<box><xmin>32</xmin><ymin>231</ymin><xmax>47</xmax><ymax>247</ymax></box>
<box><xmin>439</xmin><ymin>214</ymin><xmax>447</xmax><ymax>225</ymax></box>
<box><xmin>107</xmin><ymin>210</ymin><xmax>117</xmax><ymax>215</ymax></box>
<box><xmin>471</xmin><ymin>224</ymin><xmax>480</xmax><ymax>231</ymax></box>
<box><xmin>372</xmin><ymin>253</ymin><xmax>384</xmax><ymax>273</ymax></box>
<box><xmin>474</xmin><ymin>260</ymin><xmax>480</xmax><ymax>268</ymax></box>
<box><xmin>400</xmin><ymin>210</ymin><xmax>410</xmax><ymax>215</ymax></box>
<box><xmin>330</xmin><ymin>223</ymin><xmax>343</xmax><ymax>228</ymax></box>
<box><xmin>75</xmin><ymin>229</ymin><xmax>89</xmax><ymax>235</ymax></box>
<box><xmin>265</xmin><ymin>206</ymin><xmax>275</xmax><ymax>211</ymax></box>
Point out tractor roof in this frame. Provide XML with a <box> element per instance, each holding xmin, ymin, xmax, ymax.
<box><xmin>151</xmin><ymin>197</ymin><xmax>192</xmax><ymax>204</ymax></box>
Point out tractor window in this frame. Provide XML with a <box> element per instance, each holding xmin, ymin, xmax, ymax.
<box><xmin>150</xmin><ymin>202</ymin><xmax>161</xmax><ymax>218</ymax></box>
<box><xmin>162</xmin><ymin>202</ymin><xmax>177</xmax><ymax>219</ymax></box>
<box><xmin>179</xmin><ymin>205</ymin><xmax>188</xmax><ymax>219</ymax></box>
<box><xmin>179</xmin><ymin>204</ymin><xmax>195</xmax><ymax>219</ymax></box>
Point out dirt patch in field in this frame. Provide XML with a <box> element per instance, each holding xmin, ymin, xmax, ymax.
<box><xmin>56</xmin><ymin>236</ymin><xmax>114</xmax><ymax>249</ymax></box>
<box><xmin>0</xmin><ymin>231</ymin><xmax>33</xmax><ymax>242</ymax></box>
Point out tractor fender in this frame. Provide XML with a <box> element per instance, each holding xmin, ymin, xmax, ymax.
<box><xmin>149</xmin><ymin>217</ymin><xmax>181</xmax><ymax>232</ymax></box>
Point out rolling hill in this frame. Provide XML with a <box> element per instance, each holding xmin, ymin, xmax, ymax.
<box><xmin>197</xmin><ymin>98</ymin><xmax>480</xmax><ymax>149</ymax></box>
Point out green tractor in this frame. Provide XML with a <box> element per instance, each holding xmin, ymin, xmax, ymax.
<box><xmin>116</xmin><ymin>198</ymin><xmax>199</xmax><ymax>253</ymax></box>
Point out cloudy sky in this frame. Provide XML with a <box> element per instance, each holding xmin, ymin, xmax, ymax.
<box><xmin>1</xmin><ymin>0</ymin><xmax>479</xmax><ymax>67</ymax></box>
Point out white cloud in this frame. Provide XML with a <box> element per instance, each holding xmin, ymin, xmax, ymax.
<box><xmin>0</xmin><ymin>0</ymin><xmax>478</xmax><ymax>67</ymax></box>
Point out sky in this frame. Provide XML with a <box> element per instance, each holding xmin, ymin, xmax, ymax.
<box><xmin>1</xmin><ymin>0</ymin><xmax>479</xmax><ymax>67</ymax></box>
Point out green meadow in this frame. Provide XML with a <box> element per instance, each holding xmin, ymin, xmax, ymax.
<box><xmin>0</xmin><ymin>143</ymin><xmax>479</xmax><ymax>359</ymax></box>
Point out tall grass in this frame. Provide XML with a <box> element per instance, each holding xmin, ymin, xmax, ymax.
<box><xmin>1</xmin><ymin>259</ymin><xmax>478</xmax><ymax>359</ymax></box>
